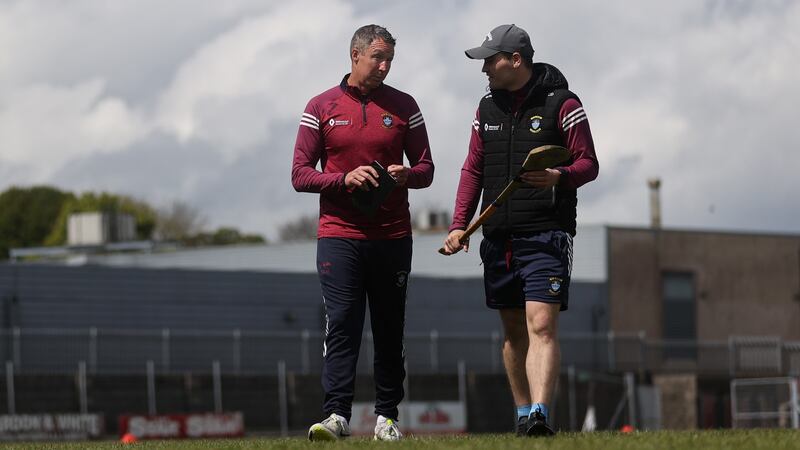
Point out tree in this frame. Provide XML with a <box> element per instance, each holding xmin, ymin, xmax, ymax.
<box><xmin>217</xmin><ymin>228</ymin><xmax>265</xmax><ymax>245</ymax></box>
<box><xmin>155</xmin><ymin>201</ymin><xmax>207</xmax><ymax>241</ymax></box>
<box><xmin>0</xmin><ymin>186</ymin><xmax>266</xmax><ymax>256</ymax></box>
<box><xmin>182</xmin><ymin>227</ymin><xmax>266</xmax><ymax>247</ymax></box>
<box><xmin>0</xmin><ymin>186</ymin><xmax>75</xmax><ymax>258</ymax></box>
<box><xmin>278</xmin><ymin>214</ymin><xmax>318</xmax><ymax>242</ymax></box>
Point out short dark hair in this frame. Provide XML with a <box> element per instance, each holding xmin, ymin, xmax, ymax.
<box><xmin>350</xmin><ymin>24</ymin><xmax>396</xmax><ymax>54</ymax></box>
<box><xmin>499</xmin><ymin>51</ymin><xmax>534</xmax><ymax>70</ymax></box>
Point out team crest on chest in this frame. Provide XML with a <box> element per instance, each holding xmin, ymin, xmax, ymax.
<box><xmin>381</xmin><ymin>113</ymin><xmax>394</xmax><ymax>128</ymax></box>
<box><xmin>529</xmin><ymin>115</ymin><xmax>543</xmax><ymax>133</ymax></box>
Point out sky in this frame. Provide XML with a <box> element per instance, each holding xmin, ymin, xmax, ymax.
<box><xmin>1</xmin><ymin>0</ymin><xmax>798</xmax><ymax>240</ymax></box>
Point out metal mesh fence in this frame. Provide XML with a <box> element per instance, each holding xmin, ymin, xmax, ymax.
<box><xmin>0</xmin><ymin>328</ymin><xmax>798</xmax><ymax>377</ymax></box>
<box><xmin>730</xmin><ymin>336</ymin><xmax>783</xmax><ymax>375</ymax></box>
<box><xmin>731</xmin><ymin>377</ymin><xmax>799</xmax><ymax>429</ymax></box>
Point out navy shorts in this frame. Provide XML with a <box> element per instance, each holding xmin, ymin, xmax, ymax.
<box><xmin>479</xmin><ymin>230</ymin><xmax>573</xmax><ymax>311</ymax></box>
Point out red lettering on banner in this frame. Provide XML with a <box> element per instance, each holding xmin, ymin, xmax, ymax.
<box><xmin>118</xmin><ymin>413</ymin><xmax>244</xmax><ymax>440</ymax></box>
<box><xmin>419</xmin><ymin>407</ymin><xmax>450</xmax><ymax>425</ymax></box>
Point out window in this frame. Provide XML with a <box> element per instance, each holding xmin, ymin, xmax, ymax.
<box><xmin>662</xmin><ymin>272</ymin><xmax>696</xmax><ymax>359</ymax></box>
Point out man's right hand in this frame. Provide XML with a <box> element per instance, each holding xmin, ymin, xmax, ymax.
<box><xmin>345</xmin><ymin>166</ymin><xmax>380</xmax><ymax>191</ymax></box>
<box><xmin>442</xmin><ymin>230</ymin><xmax>469</xmax><ymax>255</ymax></box>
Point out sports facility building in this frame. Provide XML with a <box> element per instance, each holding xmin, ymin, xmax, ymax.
<box><xmin>1</xmin><ymin>224</ymin><xmax>798</xmax><ymax>433</ymax></box>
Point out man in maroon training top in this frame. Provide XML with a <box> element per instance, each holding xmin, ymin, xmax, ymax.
<box><xmin>292</xmin><ymin>24</ymin><xmax>434</xmax><ymax>441</ymax></box>
<box><xmin>442</xmin><ymin>24</ymin><xmax>598</xmax><ymax>437</ymax></box>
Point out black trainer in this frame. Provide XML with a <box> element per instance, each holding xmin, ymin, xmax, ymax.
<box><xmin>526</xmin><ymin>410</ymin><xmax>555</xmax><ymax>437</ymax></box>
<box><xmin>515</xmin><ymin>416</ymin><xmax>528</xmax><ymax>436</ymax></box>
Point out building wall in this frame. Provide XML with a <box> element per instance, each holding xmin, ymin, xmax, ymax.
<box><xmin>0</xmin><ymin>265</ymin><xmax>323</xmax><ymax>332</ymax></box>
<box><xmin>608</xmin><ymin>227</ymin><xmax>800</xmax><ymax>340</ymax></box>
<box><xmin>0</xmin><ymin>264</ymin><xmax>606</xmax><ymax>336</ymax></box>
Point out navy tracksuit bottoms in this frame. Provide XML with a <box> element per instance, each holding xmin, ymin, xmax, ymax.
<box><xmin>316</xmin><ymin>236</ymin><xmax>412</xmax><ymax>421</ymax></box>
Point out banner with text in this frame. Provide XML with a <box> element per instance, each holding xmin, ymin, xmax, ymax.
<box><xmin>350</xmin><ymin>401</ymin><xmax>466</xmax><ymax>435</ymax></box>
<box><xmin>0</xmin><ymin>414</ymin><xmax>104</xmax><ymax>441</ymax></box>
<box><xmin>118</xmin><ymin>412</ymin><xmax>244</xmax><ymax>440</ymax></box>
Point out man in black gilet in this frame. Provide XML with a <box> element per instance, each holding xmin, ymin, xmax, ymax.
<box><xmin>442</xmin><ymin>24</ymin><xmax>599</xmax><ymax>437</ymax></box>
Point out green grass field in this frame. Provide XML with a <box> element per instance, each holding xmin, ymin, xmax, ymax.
<box><xmin>1</xmin><ymin>430</ymin><xmax>799</xmax><ymax>450</ymax></box>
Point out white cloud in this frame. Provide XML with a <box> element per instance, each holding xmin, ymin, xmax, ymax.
<box><xmin>155</xmin><ymin>1</ymin><xmax>357</xmax><ymax>160</ymax></box>
<box><xmin>1</xmin><ymin>0</ymin><xmax>799</xmax><ymax>238</ymax></box>
<box><xmin>0</xmin><ymin>79</ymin><xmax>147</xmax><ymax>172</ymax></box>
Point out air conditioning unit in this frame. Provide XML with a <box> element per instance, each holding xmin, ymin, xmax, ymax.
<box><xmin>67</xmin><ymin>212</ymin><xmax>136</xmax><ymax>246</ymax></box>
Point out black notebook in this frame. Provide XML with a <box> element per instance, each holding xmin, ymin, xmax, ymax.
<box><xmin>351</xmin><ymin>161</ymin><xmax>397</xmax><ymax>217</ymax></box>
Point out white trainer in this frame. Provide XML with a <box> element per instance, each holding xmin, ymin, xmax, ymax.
<box><xmin>374</xmin><ymin>415</ymin><xmax>403</xmax><ymax>441</ymax></box>
<box><xmin>308</xmin><ymin>413</ymin><xmax>351</xmax><ymax>441</ymax></box>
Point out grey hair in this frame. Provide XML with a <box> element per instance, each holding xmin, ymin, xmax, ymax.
<box><xmin>350</xmin><ymin>24</ymin><xmax>396</xmax><ymax>54</ymax></box>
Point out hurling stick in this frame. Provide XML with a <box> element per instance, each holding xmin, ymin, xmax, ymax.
<box><xmin>438</xmin><ymin>144</ymin><xmax>571</xmax><ymax>255</ymax></box>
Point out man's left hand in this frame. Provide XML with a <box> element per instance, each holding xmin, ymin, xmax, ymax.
<box><xmin>388</xmin><ymin>165</ymin><xmax>409</xmax><ymax>186</ymax></box>
<box><xmin>519</xmin><ymin>168</ymin><xmax>561</xmax><ymax>188</ymax></box>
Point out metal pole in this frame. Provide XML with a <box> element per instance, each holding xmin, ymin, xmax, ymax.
<box><xmin>78</xmin><ymin>361</ymin><xmax>88</xmax><ymax>414</ymax></box>
<box><xmin>607</xmin><ymin>331</ymin><xmax>615</xmax><ymax>372</ymax></box>
<box><xmin>637</xmin><ymin>331</ymin><xmax>646</xmax><ymax>376</ymax></box>
<box><xmin>161</xmin><ymin>329</ymin><xmax>170</xmax><ymax>373</ymax></box>
<box><xmin>12</xmin><ymin>327</ymin><xmax>21</xmax><ymax>368</ymax></box>
<box><xmin>625</xmin><ymin>372</ymin><xmax>637</xmax><ymax>428</ymax></box>
<box><xmin>278</xmin><ymin>360</ymin><xmax>289</xmax><ymax>437</ymax></box>
<box><xmin>213</xmin><ymin>360</ymin><xmax>223</xmax><ymax>414</ymax></box>
<box><xmin>586</xmin><ymin>379</ymin><xmax>596</xmax><ymax>431</ymax></box>
<box><xmin>430</xmin><ymin>330</ymin><xmax>439</xmax><ymax>373</ymax></box>
<box><xmin>88</xmin><ymin>327</ymin><xmax>98</xmax><ymax>374</ymax></box>
<box><xmin>147</xmin><ymin>360</ymin><xmax>156</xmax><ymax>415</ymax></box>
<box><xmin>233</xmin><ymin>329</ymin><xmax>241</xmax><ymax>375</ymax></box>
<box><xmin>730</xmin><ymin>379</ymin><xmax>739</xmax><ymax>429</ymax></box>
<box><xmin>568</xmin><ymin>365</ymin><xmax>577</xmax><ymax>430</ymax></box>
<box><xmin>458</xmin><ymin>360</ymin><xmax>468</xmax><ymax>423</ymax></box>
<box><xmin>791</xmin><ymin>378</ymin><xmax>799</xmax><ymax>429</ymax></box>
<box><xmin>301</xmin><ymin>329</ymin><xmax>310</xmax><ymax>375</ymax></box>
<box><xmin>491</xmin><ymin>331</ymin><xmax>500</xmax><ymax>373</ymax></box>
<box><xmin>5</xmin><ymin>361</ymin><xmax>15</xmax><ymax>415</ymax></box>
<box><xmin>608</xmin><ymin>391</ymin><xmax>627</xmax><ymax>429</ymax></box>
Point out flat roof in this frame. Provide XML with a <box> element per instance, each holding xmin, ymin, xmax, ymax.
<box><xmin>79</xmin><ymin>225</ymin><xmax>609</xmax><ymax>281</ymax></box>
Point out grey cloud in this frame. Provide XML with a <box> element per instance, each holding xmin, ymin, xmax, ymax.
<box><xmin>2</xmin><ymin>0</ymin><xmax>800</xmax><ymax>241</ymax></box>
<box><xmin>49</xmin><ymin>128</ymin><xmax>310</xmax><ymax>238</ymax></box>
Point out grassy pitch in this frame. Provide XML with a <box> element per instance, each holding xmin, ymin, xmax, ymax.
<box><xmin>2</xmin><ymin>430</ymin><xmax>798</xmax><ymax>450</ymax></box>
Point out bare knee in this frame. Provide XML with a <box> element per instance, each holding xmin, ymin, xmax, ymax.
<box><xmin>529</xmin><ymin>321</ymin><xmax>557</xmax><ymax>344</ymax></box>
<box><xmin>504</xmin><ymin>326</ymin><xmax>528</xmax><ymax>349</ymax></box>
<box><xmin>500</xmin><ymin>309</ymin><xmax>528</xmax><ymax>347</ymax></box>
<box><xmin>526</xmin><ymin>304</ymin><xmax>559</xmax><ymax>344</ymax></box>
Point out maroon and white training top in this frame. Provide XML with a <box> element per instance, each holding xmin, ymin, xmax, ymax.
<box><xmin>292</xmin><ymin>75</ymin><xmax>434</xmax><ymax>240</ymax></box>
